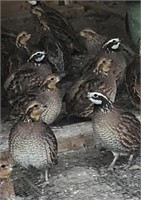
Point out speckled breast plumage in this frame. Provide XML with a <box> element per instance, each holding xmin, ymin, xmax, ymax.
<box><xmin>92</xmin><ymin>108</ymin><xmax>140</xmax><ymax>153</ymax></box>
<box><xmin>9</xmin><ymin>121</ymin><xmax>54</xmax><ymax>169</ymax></box>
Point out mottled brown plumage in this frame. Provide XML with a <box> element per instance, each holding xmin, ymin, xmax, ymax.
<box><xmin>79</xmin><ymin>28</ymin><xmax>107</xmax><ymax>57</ymax></box>
<box><xmin>28</xmin><ymin>0</ymin><xmax>82</xmax><ymax>54</ymax></box>
<box><xmin>4</xmin><ymin>54</ymin><xmax>52</xmax><ymax>104</ymax></box>
<box><xmin>9</xmin><ymin>101</ymin><xmax>58</xmax><ymax>185</ymax></box>
<box><xmin>0</xmin><ymin>151</ymin><xmax>15</xmax><ymax>200</ymax></box>
<box><xmin>65</xmin><ymin>58</ymin><xmax>117</xmax><ymax>117</ymax></box>
<box><xmin>125</xmin><ymin>39</ymin><xmax>141</xmax><ymax>109</ymax></box>
<box><xmin>87</xmin><ymin>92</ymin><xmax>140</xmax><ymax>169</ymax></box>
<box><xmin>82</xmin><ymin>38</ymin><xmax>124</xmax><ymax>85</ymax></box>
<box><xmin>81</xmin><ymin>37</ymin><xmax>134</xmax><ymax>88</ymax></box>
<box><xmin>10</xmin><ymin>74</ymin><xmax>62</xmax><ymax>124</ymax></box>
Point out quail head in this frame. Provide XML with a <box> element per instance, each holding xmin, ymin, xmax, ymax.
<box><xmin>16</xmin><ymin>31</ymin><xmax>31</xmax><ymax>50</ymax></box>
<box><xmin>81</xmin><ymin>38</ymin><xmax>131</xmax><ymax>88</ymax></box>
<box><xmin>10</xmin><ymin>74</ymin><xmax>62</xmax><ymax>125</ymax></box>
<box><xmin>28</xmin><ymin>0</ymin><xmax>84</xmax><ymax>54</ymax></box>
<box><xmin>87</xmin><ymin>91</ymin><xmax>140</xmax><ymax>170</ymax></box>
<box><xmin>0</xmin><ymin>151</ymin><xmax>15</xmax><ymax>200</ymax></box>
<box><xmin>79</xmin><ymin>28</ymin><xmax>107</xmax><ymax>57</ymax></box>
<box><xmin>65</xmin><ymin>57</ymin><xmax>117</xmax><ymax>118</ymax></box>
<box><xmin>9</xmin><ymin>101</ymin><xmax>58</xmax><ymax>186</ymax></box>
<box><xmin>125</xmin><ymin>39</ymin><xmax>141</xmax><ymax>110</ymax></box>
<box><xmin>4</xmin><ymin>50</ymin><xmax>52</xmax><ymax>103</ymax></box>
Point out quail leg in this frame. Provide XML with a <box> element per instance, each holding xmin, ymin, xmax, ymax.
<box><xmin>39</xmin><ymin>170</ymin><xmax>49</xmax><ymax>194</ymax></box>
<box><xmin>126</xmin><ymin>154</ymin><xmax>141</xmax><ymax>170</ymax></box>
<box><xmin>125</xmin><ymin>154</ymin><xmax>134</xmax><ymax>169</ymax></box>
<box><xmin>40</xmin><ymin>170</ymin><xmax>49</xmax><ymax>185</ymax></box>
<box><xmin>108</xmin><ymin>152</ymin><xmax>119</xmax><ymax>171</ymax></box>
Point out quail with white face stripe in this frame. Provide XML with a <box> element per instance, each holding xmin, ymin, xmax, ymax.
<box><xmin>28</xmin><ymin>51</ymin><xmax>47</xmax><ymax>64</ymax></box>
<box><xmin>4</xmin><ymin>51</ymin><xmax>52</xmax><ymax>105</ymax></box>
<box><xmin>87</xmin><ymin>91</ymin><xmax>140</xmax><ymax>170</ymax></box>
<box><xmin>65</xmin><ymin>57</ymin><xmax>117</xmax><ymax>118</ymax></box>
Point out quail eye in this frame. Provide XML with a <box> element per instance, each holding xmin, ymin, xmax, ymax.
<box><xmin>1</xmin><ymin>164</ymin><xmax>6</xmax><ymax>168</ymax></box>
<box><xmin>93</xmin><ymin>94</ymin><xmax>98</xmax><ymax>98</ymax></box>
<box><xmin>23</xmin><ymin>34</ymin><xmax>26</xmax><ymax>37</ymax></box>
<box><xmin>34</xmin><ymin>104</ymin><xmax>39</xmax><ymax>108</ymax></box>
<box><xmin>51</xmin><ymin>77</ymin><xmax>55</xmax><ymax>81</ymax></box>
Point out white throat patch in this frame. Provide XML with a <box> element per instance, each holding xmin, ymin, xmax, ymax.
<box><xmin>28</xmin><ymin>1</ymin><xmax>37</xmax><ymax>5</ymax></box>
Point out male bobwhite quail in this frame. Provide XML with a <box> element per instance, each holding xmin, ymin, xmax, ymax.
<box><xmin>87</xmin><ymin>91</ymin><xmax>140</xmax><ymax>170</ymax></box>
<box><xmin>16</xmin><ymin>28</ymin><xmax>65</xmax><ymax>74</ymax></box>
<box><xmin>0</xmin><ymin>151</ymin><xmax>15</xmax><ymax>200</ymax></box>
<box><xmin>10</xmin><ymin>74</ymin><xmax>62</xmax><ymax>125</ymax></box>
<box><xmin>81</xmin><ymin>38</ymin><xmax>129</xmax><ymax>87</ymax></box>
<box><xmin>9</xmin><ymin>101</ymin><xmax>58</xmax><ymax>186</ymax></box>
<box><xmin>4</xmin><ymin>50</ymin><xmax>52</xmax><ymax>104</ymax></box>
<box><xmin>125</xmin><ymin>39</ymin><xmax>141</xmax><ymax>110</ymax></box>
<box><xmin>80</xmin><ymin>28</ymin><xmax>134</xmax><ymax>64</ymax></box>
<box><xmin>65</xmin><ymin>57</ymin><xmax>117</xmax><ymax>118</ymax></box>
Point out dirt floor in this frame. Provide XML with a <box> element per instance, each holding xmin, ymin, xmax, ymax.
<box><xmin>1</xmin><ymin>1</ymin><xmax>140</xmax><ymax>200</ymax></box>
<box><xmin>9</xmin><ymin>148</ymin><xmax>141</xmax><ymax>200</ymax></box>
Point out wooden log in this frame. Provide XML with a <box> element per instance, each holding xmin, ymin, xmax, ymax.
<box><xmin>53</xmin><ymin>121</ymin><xmax>94</xmax><ymax>153</ymax></box>
<box><xmin>0</xmin><ymin>110</ymin><xmax>140</xmax><ymax>153</ymax></box>
<box><xmin>0</xmin><ymin>121</ymin><xmax>94</xmax><ymax>153</ymax></box>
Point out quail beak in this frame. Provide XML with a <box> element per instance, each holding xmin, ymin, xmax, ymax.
<box><xmin>27</xmin><ymin>33</ymin><xmax>31</xmax><ymax>39</ymax></box>
<box><xmin>59</xmin><ymin>72</ymin><xmax>66</xmax><ymax>78</ymax></box>
<box><xmin>79</xmin><ymin>31</ymin><xmax>85</xmax><ymax>37</ymax></box>
<box><xmin>87</xmin><ymin>92</ymin><xmax>91</xmax><ymax>98</ymax></box>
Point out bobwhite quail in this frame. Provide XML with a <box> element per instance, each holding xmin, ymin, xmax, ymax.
<box><xmin>81</xmin><ymin>38</ymin><xmax>127</xmax><ymax>87</ymax></box>
<box><xmin>79</xmin><ymin>28</ymin><xmax>107</xmax><ymax>57</ymax></box>
<box><xmin>80</xmin><ymin>28</ymin><xmax>134</xmax><ymax>64</ymax></box>
<box><xmin>9</xmin><ymin>101</ymin><xmax>58</xmax><ymax>186</ymax></box>
<box><xmin>10</xmin><ymin>74</ymin><xmax>62</xmax><ymax>125</ymax></box>
<box><xmin>0</xmin><ymin>151</ymin><xmax>15</xmax><ymax>200</ymax></box>
<box><xmin>4</xmin><ymin>50</ymin><xmax>52</xmax><ymax>104</ymax></box>
<box><xmin>28</xmin><ymin>0</ymin><xmax>83</xmax><ymax>54</ymax></box>
<box><xmin>65</xmin><ymin>58</ymin><xmax>117</xmax><ymax>118</ymax></box>
<box><xmin>125</xmin><ymin>39</ymin><xmax>141</xmax><ymax>110</ymax></box>
<box><xmin>87</xmin><ymin>91</ymin><xmax>140</xmax><ymax>170</ymax></box>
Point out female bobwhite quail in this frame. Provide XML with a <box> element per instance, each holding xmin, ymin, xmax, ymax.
<box><xmin>16</xmin><ymin>28</ymin><xmax>65</xmax><ymax>74</ymax></box>
<box><xmin>79</xmin><ymin>28</ymin><xmax>107</xmax><ymax>57</ymax></box>
<box><xmin>10</xmin><ymin>74</ymin><xmax>62</xmax><ymax>125</ymax></box>
<box><xmin>81</xmin><ymin>35</ymin><xmax>135</xmax><ymax>89</ymax></box>
<box><xmin>28</xmin><ymin>0</ymin><xmax>83</xmax><ymax>54</ymax></box>
<box><xmin>28</xmin><ymin>3</ymin><xmax>72</xmax><ymax>74</ymax></box>
<box><xmin>9</xmin><ymin>101</ymin><xmax>58</xmax><ymax>186</ymax></box>
<box><xmin>0</xmin><ymin>151</ymin><xmax>15</xmax><ymax>200</ymax></box>
<box><xmin>125</xmin><ymin>39</ymin><xmax>141</xmax><ymax>110</ymax></box>
<box><xmin>4</xmin><ymin>50</ymin><xmax>52</xmax><ymax>104</ymax></box>
<box><xmin>65</xmin><ymin>57</ymin><xmax>117</xmax><ymax>118</ymax></box>
<box><xmin>87</xmin><ymin>91</ymin><xmax>140</xmax><ymax>170</ymax></box>
<box><xmin>80</xmin><ymin>28</ymin><xmax>134</xmax><ymax>64</ymax></box>
<box><xmin>81</xmin><ymin>38</ymin><xmax>127</xmax><ymax>87</ymax></box>
<box><xmin>16</xmin><ymin>31</ymin><xmax>31</xmax><ymax>53</ymax></box>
